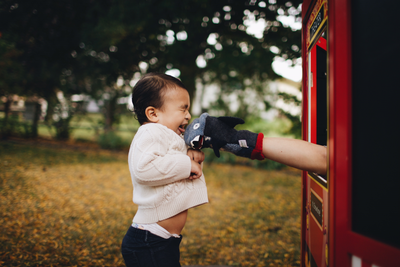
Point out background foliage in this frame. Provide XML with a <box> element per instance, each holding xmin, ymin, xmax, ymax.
<box><xmin>0</xmin><ymin>0</ymin><xmax>302</xmax><ymax>138</ymax></box>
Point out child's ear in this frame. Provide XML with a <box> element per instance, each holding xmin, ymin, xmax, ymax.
<box><xmin>145</xmin><ymin>106</ymin><xmax>159</xmax><ymax>123</ymax></box>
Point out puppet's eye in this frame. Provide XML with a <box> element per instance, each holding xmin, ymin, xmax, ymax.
<box><xmin>193</xmin><ymin>123</ymin><xmax>200</xmax><ymax>129</ymax></box>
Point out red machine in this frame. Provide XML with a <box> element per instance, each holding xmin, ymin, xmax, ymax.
<box><xmin>300</xmin><ymin>0</ymin><xmax>400</xmax><ymax>266</ymax></box>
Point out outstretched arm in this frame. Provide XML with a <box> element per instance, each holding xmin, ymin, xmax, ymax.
<box><xmin>262</xmin><ymin>137</ymin><xmax>327</xmax><ymax>176</ymax></box>
<box><xmin>184</xmin><ymin>113</ymin><xmax>327</xmax><ymax>175</ymax></box>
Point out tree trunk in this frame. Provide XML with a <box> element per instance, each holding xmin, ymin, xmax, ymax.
<box><xmin>103</xmin><ymin>92</ymin><xmax>119</xmax><ymax>132</ymax></box>
<box><xmin>1</xmin><ymin>96</ymin><xmax>12</xmax><ymax>139</ymax></box>
<box><xmin>43</xmin><ymin>92</ymin><xmax>57</xmax><ymax>139</ymax></box>
<box><xmin>44</xmin><ymin>92</ymin><xmax>56</xmax><ymax>125</ymax></box>
<box><xmin>3</xmin><ymin>96</ymin><xmax>11</xmax><ymax>124</ymax></box>
<box><xmin>179</xmin><ymin>66</ymin><xmax>198</xmax><ymax>112</ymax></box>
<box><xmin>31</xmin><ymin>102</ymin><xmax>41</xmax><ymax>138</ymax></box>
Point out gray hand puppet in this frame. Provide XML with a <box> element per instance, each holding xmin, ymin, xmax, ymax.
<box><xmin>184</xmin><ymin>113</ymin><xmax>265</xmax><ymax>160</ymax></box>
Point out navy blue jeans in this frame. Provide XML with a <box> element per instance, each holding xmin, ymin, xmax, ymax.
<box><xmin>121</xmin><ymin>226</ymin><xmax>182</xmax><ymax>267</ymax></box>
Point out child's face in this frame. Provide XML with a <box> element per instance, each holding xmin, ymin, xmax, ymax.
<box><xmin>157</xmin><ymin>87</ymin><xmax>191</xmax><ymax>135</ymax></box>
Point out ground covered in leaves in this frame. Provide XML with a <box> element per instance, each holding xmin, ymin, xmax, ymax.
<box><xmin>0</xmin><ymin>139</ymin><xmax>302</xmax><ymax>267</ymax></box>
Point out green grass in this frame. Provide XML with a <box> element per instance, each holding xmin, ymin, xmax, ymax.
<box><xmin>3</xmin><ymin>111</ymin><xmax>294</xmax><ymax>142</ymax></box>
<box><xmin>36</xmin><ymin>113</ymin><xmax>139</xmax><ymax>143</ymax></box>
<box><xmin>0</xmin><ymin>141</ymin><xmax>302</xmax><ymax>267</ymax></box>
<box><xmin>3</xmin><ymin>112</ymin><xmax>297</xmax><ymax>169</ymax></box>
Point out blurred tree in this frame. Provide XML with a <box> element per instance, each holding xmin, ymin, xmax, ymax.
<box><xmin>0</xmin><ymin>36</ymin><xmax>24</xmax><ymax>134</ymax></box>
<box><xmin>108</xmin><ymin>0</ymin><xmax>301</xmax><ymax>103</ymax></box>
<box><xmin>0</xmin><ymin>0</ymin><xmax>302</xmax><ymax>137</ymax></box>
<box><xmin>88</xmin><ymin>0</ymin><xmax>303</xmax><ymax>120</ymax></box>
<box><xmin>0</xmin><ymin>0</ymin><xmax>94</xmax><ymax>138</ymax></box>
<box><xmin>62</xmin><ymin>0</ymin><xmax>161</xmax><ymax>131</ymax></box>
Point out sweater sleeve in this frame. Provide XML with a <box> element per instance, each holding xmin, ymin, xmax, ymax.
<box><xmin>129</xmin><ymin>126</ymin><xmax>192</xmax><ymax>187</ymax></box>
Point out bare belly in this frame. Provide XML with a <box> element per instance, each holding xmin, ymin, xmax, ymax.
<box><xmin>157</xmin><ymin>210</ymin><xmax>188</xmax><ymax>235</ymax></box>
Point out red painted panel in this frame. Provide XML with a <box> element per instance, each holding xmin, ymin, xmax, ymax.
<box><xmin>301</xmin><ymin>2</ymin><xmax>329</xmax><ymax>267</ymax></box>
<box><xmin>346</xmin><ymin>232</ymin><xmax>400</xmax><ymax>267</ymax></box>
<box><xmin>327</xmin><ymin>0</ymin><xmax>400</xmax><ymax>266</ymax></box>
<box><xmin>328</xmin><ymin>0</ymin><xmax>352</xmax><ymax>266</ymax></box>
<box><xmin>303</xmin><ymin>29</ymin><xmax>328</xmax><ymax>267</ymax></box>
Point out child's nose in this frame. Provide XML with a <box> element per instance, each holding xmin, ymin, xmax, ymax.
<box><xmin>186</xmin><ymin>112</ymin><xmax>191</xmax><ymax>120</ymax></box>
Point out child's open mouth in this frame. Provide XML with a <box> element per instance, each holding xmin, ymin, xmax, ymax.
<box><xmin>179</xmin><ymin>125</ymin><xmax>186</xmax><ymax>134</ymax></box>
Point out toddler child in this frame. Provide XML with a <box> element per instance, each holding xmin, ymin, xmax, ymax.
<box><xmin>121</xmin><ymin>73</ymin><xmax>208</xmax><ymax>267</ymax></box>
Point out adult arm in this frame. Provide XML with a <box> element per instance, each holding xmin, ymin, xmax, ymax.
<box><xmin>262</xmin><ymin>137</ymin><xmax>327</xmax><ymax>175</ymax></box>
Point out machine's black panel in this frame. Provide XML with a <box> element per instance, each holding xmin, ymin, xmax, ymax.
<box><xmin>316</xmin><ymin>46</ymin><xmax>327</xmax><ymax>147</ymax></box>
<box><xmin>351</xmin><ymin>0</ymin><xmax>400</xmax><ymax>249</ymax></box>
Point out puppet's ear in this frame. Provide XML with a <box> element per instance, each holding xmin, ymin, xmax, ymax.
<box><xmin>217</xmin><ymin>116</ymin><xmax>245</xmax><ymax>128</ymax></box>
<box><xmin>213</xmin><ymin>146</ymin><xmax>221</xmax><ymax>158</ymax></box>
<box><xmin>145</xmin><ymin>106</ymin><xmax>158</xmax><ymax>123</ymax></box>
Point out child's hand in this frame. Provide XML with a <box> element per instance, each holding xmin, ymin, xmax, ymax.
<box><xmin>187</xmin><ymin>149</ymin><xmax>205</xmax><ymax>164</ymax></box>
<box><xmin>189</xmin><ymin>159</ymin><xmax>202</xmax><ymax>179</ymax></box>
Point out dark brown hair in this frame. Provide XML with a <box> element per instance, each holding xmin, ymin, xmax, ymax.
<box><xmin>132</xmin><ymin>73</ymin><xmax>188</xmax><ymax>125</ymax></box>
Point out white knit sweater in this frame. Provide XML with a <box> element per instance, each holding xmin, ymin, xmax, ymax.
<box><xmin>128</xmin><ymin>123</ymin><xmax>208</xmax><ymax>224</ymax></box>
